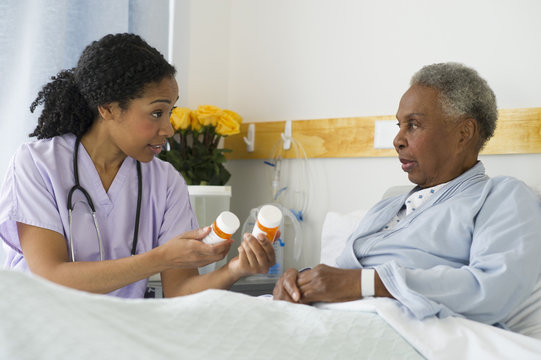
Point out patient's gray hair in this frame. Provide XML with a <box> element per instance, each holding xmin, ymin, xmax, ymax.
<box><xmin>411</xmin><ymin>62</ymin><xmax>497</xmax><ymax>149</ymax></box>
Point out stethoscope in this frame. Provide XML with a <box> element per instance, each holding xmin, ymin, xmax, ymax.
<box><xmin>67</xmin><ymin>137</ymin><xmax>142</xmax><ymax>262</ymax></box>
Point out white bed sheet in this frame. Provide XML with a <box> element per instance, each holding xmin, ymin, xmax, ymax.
<box><xmin>317</xmin><ymin>300</ymin><xmax>541</xmax><ymax>359</ymax></box>
<box><xmin>2</xmin><ymin>269</ymin><xmax>541</xmax><ymax>359</ymax></box>
<box><xmin>0</xmin><ymin>270</ymin><xmax>421</xmax><ymax>360</ymax></box>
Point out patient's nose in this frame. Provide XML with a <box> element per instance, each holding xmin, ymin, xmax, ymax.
<box><xmin>393</xmin><ymin>128</ymin><xmax>407</xmax><ymax>151</ymax></box>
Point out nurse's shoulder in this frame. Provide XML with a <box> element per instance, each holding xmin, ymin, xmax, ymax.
<box><xmin>145</xmin><ymin>154</ymin><xmax>187</xmax><ymax>185</ymax></box>
<box><xmin>12</xmin><ymin>134</ymin><xmax>75</xmax><ymax>176</ymax></box>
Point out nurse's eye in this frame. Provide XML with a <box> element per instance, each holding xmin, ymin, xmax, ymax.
<box><xmin>152</xmin><ymin>111</ymin><xmax>163</xmax><ymax>119</ymax></box>
<box><xmin>169</xmin><ymin>106</ymin><xmax>177</xmax><ymax>117</ymax></box>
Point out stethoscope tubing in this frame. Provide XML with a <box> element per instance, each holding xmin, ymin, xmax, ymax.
<box><xmin>67</xmin><ymin>137</ymin><xmax>142</xmax><ymax>262</ymax></box>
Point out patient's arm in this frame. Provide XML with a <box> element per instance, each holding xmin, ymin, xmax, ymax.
<box><xmin>273</xmin><ymin>264</ymin><xmax>394</xmax><ymax>303</ymax></box>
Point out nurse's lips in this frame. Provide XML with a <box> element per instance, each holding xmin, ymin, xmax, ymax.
<box><xmin>149</xmin><ymin>143</ymin><xmax>165</xmax><ymax>155</ymax></box>
<box><xmin>400</xmin><ymin>158</ymin><xmax>417</xmax><ymax>172</ymax></box>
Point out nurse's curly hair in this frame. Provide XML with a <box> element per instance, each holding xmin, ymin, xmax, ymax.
<box><xmin>29</xmin><ymin>33</ymin><xmax>176</xmax><ymax>139</ymax></box>
<box><xmin>410</xmin><ymin>62</ymin><xmax>497</xmax><ymax>150</ymax></box>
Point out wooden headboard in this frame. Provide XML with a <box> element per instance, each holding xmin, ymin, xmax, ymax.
<box><xmin>224</xmin><ymin>107</ymin><xmax>541</xmax><ymax>159</ymax></box>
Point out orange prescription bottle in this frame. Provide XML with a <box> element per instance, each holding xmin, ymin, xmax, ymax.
<box><xmin>251</xmin><ymin>205</ymin><xmax>282</xmax><ymax>243</ymax></box>
<box><xmin>202</xmin><ymin>211</ymin><xmax>240</xmax><ymax>244</ymax></box>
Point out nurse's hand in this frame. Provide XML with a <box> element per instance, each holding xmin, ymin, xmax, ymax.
<box><xmin>162</xmin><ymin>227</ymin><xmax>232</xmax><ymax>269</ymax></box>
<box><xmin>227</xmin><ymin>232</ymin><xmax>277</xmax><ymax>279</ymax></box>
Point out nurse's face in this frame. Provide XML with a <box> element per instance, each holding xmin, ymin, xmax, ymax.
<box><xmin>110</xmin><ymin>76</ymin><xmax>178</xmax><ymax>162</ymax></box>
<box><xmin>393</xmin><ymin>85</ymin><xmax>466</xmax><ymax>188</ymax></box>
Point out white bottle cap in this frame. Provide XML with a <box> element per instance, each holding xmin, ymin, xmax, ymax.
<box><xmin>257</xmin><ymin>205</ymin><xmax>282</xmax><ymax>229</ymax></box>
<box><xmin>216</xmin><ymin>211</ymin><xmax>240</xmax><ymax>235</ymax></box>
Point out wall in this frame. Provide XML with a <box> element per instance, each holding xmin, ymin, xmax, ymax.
<box><xmin>171</xmin><ymin>0</ymin><xmax>231</xmax><ymax>109</ymax></box>
<box><xmin>172</xmin><ymin>0</ymin><xmax>541</xmax><ymax>269</ymax></box>
<box><xmin>0</xmin><ymin>1</ymin><xmax>171</xmax><ymax>183</ymax></box>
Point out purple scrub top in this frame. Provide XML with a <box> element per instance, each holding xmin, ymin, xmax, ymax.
<box><xmin>0</xmin><ymin>134</ymin><xmax>198</xmax><ymax>298</ymax></box>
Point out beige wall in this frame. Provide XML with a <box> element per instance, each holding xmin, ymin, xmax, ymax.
<box><xmin>172</xmin><ymin>0</ymin><xmax>541</xmax><ymax>268</ymax></box>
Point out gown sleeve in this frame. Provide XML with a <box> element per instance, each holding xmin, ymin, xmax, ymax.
<box><xmin>376</xmin><ymin>179</ymin><xmax>541</xmax><ymax>325</ymax></box>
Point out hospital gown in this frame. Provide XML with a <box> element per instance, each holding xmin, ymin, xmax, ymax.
<box><xmin>0</xmin><ymin>134</ymin><xmax>198</xmax><ymax>298</ymax></box>
<box><xmin>336</xmin><ymin>161</ymin><xmax>541</xmax><ymax>330</ymax></box>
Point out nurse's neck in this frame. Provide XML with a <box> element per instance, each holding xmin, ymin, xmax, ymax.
<box><xmin>80</xmin><ymin>124</ymin><xmax>126</xmax><ymax>192</ymax></box>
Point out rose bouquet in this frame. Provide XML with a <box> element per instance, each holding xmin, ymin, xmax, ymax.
<box><xmin>159</xmin><ymin>105</ymin><xmax>242</xmax><ymax>186</ymax></box>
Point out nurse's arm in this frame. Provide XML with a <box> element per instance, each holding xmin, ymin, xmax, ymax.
<box><xmin>161</xmin><ymin>262</ymin><xmax>242</xmax><ymax>297</ymax></box>
<box><xmin>18</xmin><ymin>222</ymin><xmax>166</xmax><ymax>293</ymax></box>
<box><xmin>161</xmin><ymin>233</ymin><xmax>276</xmax><ymax>297</ymax></box>
<box><xmin>17</xmin><ymin>223</ymin><xmax>228</xmax><ymax>294</ymax></box>
<box><xmin>160</xmin><ymin>240</ymin><xmax>243</xmax><ymax>297</ymax></box>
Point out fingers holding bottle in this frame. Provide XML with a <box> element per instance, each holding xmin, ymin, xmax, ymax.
<box><xmin>228</xmin><ymin>232</ymin><xmax>277</xmax><ymax>278</ymax></box>
<box><xmin>161</xmin><ymin>226</ymin><xmax>232</xmax><ymax>269</ymax></box>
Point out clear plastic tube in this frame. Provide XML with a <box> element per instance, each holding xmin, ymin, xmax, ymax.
<box><xmin>267</xmin><ymin>136</ymin><xmax>311</xmax><ymax>221</ymax></box>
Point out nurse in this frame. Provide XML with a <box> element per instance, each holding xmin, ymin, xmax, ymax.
<box><xmin>0</xmin><ymin>33</ymin><xmax>275</xmax><ymax>298</ymax></box>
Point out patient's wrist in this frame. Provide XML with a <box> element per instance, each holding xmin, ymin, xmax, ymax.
<box><xmin>361</xmin><ymin>268</ymin><xmax>375</xmax><ymax>298</ymax></box>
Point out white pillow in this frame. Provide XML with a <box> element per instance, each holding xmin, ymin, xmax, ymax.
<box><xmin>320</xmin><ymin>210</ymin><xmax>367</xmax><ymax>267</ymax></box>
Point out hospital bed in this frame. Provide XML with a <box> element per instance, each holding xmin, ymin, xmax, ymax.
<box><xmin>3</xmin><ymin>269</ymin><xmax>540</xmax><ymax>360</ymax></box>
<box><xmin>2</xmin><ymin>188</ymin><xmax>541</xmax><ymax>359</ymax></box>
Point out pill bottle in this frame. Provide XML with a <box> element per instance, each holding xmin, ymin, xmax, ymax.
<box><xmin>202</xmin><ymin>211</ymin><xmax>240</xmax><ymax>245</ymax></box>
<box><xmin>251</xmin><ymin>204</ymin><xmax>282</xmax><ymax>243</ymax></box>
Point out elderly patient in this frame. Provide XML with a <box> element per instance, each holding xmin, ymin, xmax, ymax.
<box><xmin>273</xmin><ymin>62</ymin><xmax>541</xmax><ymax>336</ymax></box>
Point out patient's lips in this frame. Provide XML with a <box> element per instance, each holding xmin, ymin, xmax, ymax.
<box><xmin>400</xmin><ymin>158</ymin><xmax>416</xmax><ymax>172</ymax></box>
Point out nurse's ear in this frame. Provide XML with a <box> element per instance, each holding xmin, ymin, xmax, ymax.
<box><xmin>97</xmin><ymin>103</ymin><xmax>120</xmax><ymax>121</ymax></box>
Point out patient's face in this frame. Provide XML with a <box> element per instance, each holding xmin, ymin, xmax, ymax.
<box><xmin>394</xmin><ymin>85</ymin><xmax>466</xmax><ymax>188</ymax></box>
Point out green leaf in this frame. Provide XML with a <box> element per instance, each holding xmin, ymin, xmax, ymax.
<box><xmin>158</xmin><ymin>129</ymin><xmax>235</xmax><ymax>185</ymax></box>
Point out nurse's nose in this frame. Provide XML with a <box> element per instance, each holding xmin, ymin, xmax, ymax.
<box><xmin>160</xmin><ymin>116</ymin><xmax>174</xmax><ymax>138</ymax></box>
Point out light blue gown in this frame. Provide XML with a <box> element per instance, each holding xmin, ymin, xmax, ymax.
<box><xmin>337</xmin><ymin>162</ymin><xmax>541</xmax><ymax>328</ymax></box>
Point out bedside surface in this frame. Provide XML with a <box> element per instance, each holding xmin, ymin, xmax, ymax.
<box><xmin>230</xmin><ymin>276</ymin><xmax>278</xmax><ymax>296</ymax></box>
<box><xmin>148</xmin><ymin>274</ymin><xmax>278</xmax><ymax>297</ymax></box>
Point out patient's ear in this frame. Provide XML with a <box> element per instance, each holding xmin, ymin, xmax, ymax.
<box><xmin>458</xmin><ymin>117</ymin><xmax>478</xmax><ymax>148</ymax></box>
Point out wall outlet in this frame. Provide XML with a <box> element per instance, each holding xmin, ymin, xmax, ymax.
<box><xmin>374</xmin><ymin>120</ymin><xmax>398</xmax><ymax>149</ymax></box>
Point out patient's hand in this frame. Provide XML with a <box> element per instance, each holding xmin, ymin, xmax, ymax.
<box><xmin>274</xmin><ymin>265</ymin><xmax>362</xmax><ymax>304</ymax></box>
<box><xmin>295</xmin><ymin>265</ymin><xmax>362</xmax><ymax>304</ymax></box>
<box><xmin>227</xmin><ymin>233</ymin><xmax>276</xmax><ymax>279</ymax></box>
<box><xmin>273</xmin><ymin>268</ymin><xmax>301</xmax><ymax>302</ymax></box>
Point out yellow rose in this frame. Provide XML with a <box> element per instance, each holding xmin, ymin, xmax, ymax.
<box><xmin>190</xmin><ymin>111</ymin><xmax>201</xmax><ymax>132</ymax></box>
<box><xmin>216</xmin><ymin>109</ymin><xmax>242</xmax><ymax>136</ymax></box>
<box><xmin>194</xmin><ymin>105</ymin><xmax>222</xmax><ymax>127</ymax></box>
<box><xmin>224</xmin><ymin>109</ymin><xmax>242</xmax><ymax>125</ymax></box>
<box><xmin>170</xmin><ymin>107</ymin><xmax>191</xmax><ymax>131</ymax></box>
